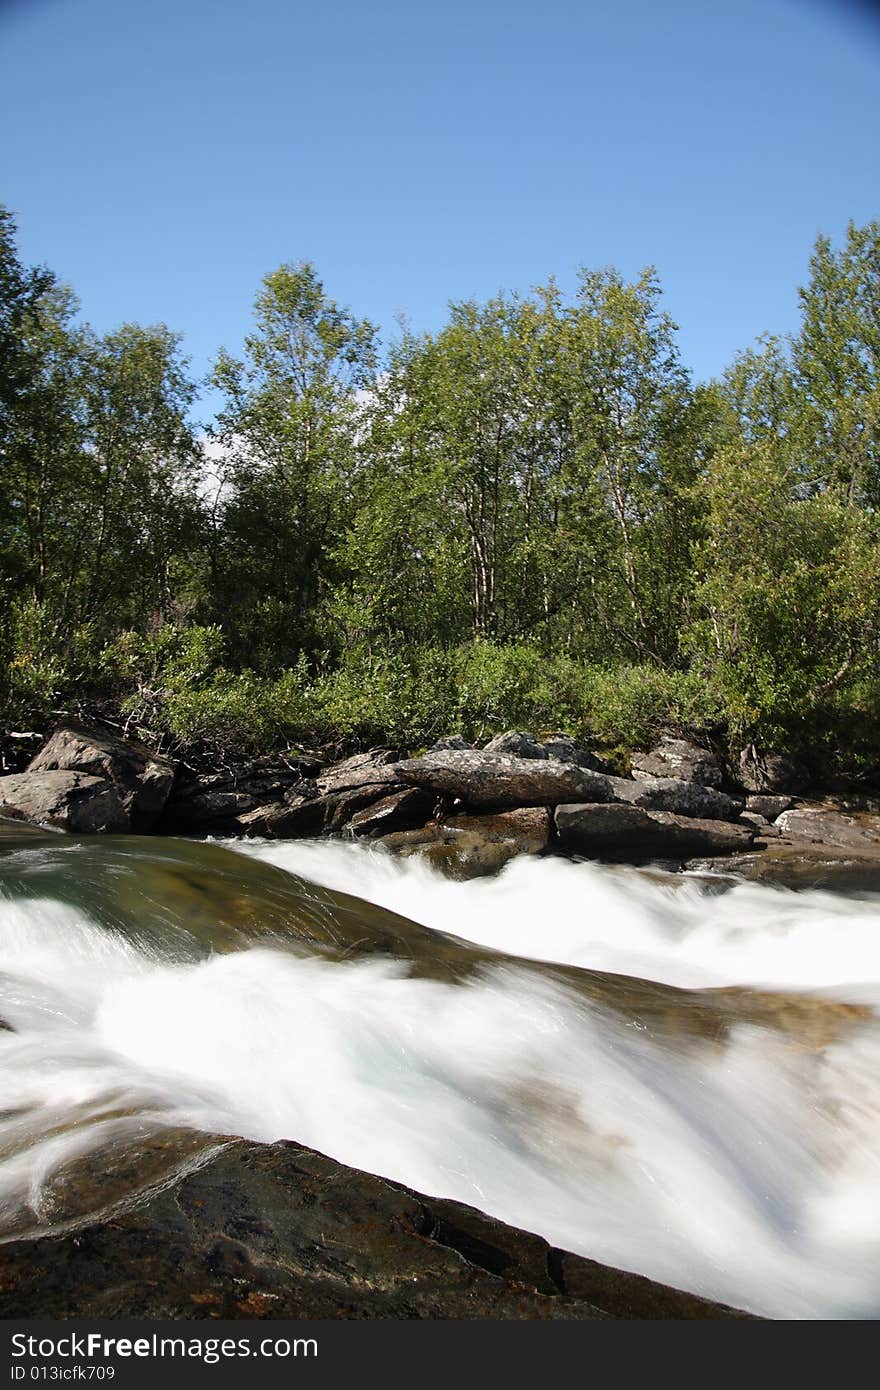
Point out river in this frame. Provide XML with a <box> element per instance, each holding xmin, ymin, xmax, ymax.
<box><xmin>1</xmin><ymin>821</ymin><xmax>879</xmax><ymax>1318</ymax></box>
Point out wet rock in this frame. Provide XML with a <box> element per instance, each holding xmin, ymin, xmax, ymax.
<box><xmin>608</xmin><ymin>774</ymin><xmax>741</xmax><ymax>822</ymax></box>
<box><xmin>554</xmin><ymin>802</ymin><xmax>755</xmax><ymax>862</ymax></box>
<box><xmin>394</xmin><ymin>750</ymin><xmax>613</xmax><ymax>811</ymax></box>
<box><xmin>0</xmin><ymin>1138</ymin><xmax>752</xmax><ymax>1319</ymax></box>
<box><xmin>745</xmin><ymin>794</ymin><xmax>793</xmax><ymax>819</ymax></box>
<box><xmin>0</xmin><ymin>769</ymin><xmax>129</xmax><ymax>833</ymax></box>
<box><xmin>378</xmin><ymin>807</ymin><xmax>553</xmax><ymax>878</ymax></box>
<box><xmin>484</xmin><ymin>730</ymin><xmax>548</xmax><ymax>759</ymax></box>
<box><xmin>27</xmin><ymin>723</ymin><xmax>175</xmax><ymax>830</ymax></box>
<box><xmin>631</xmin><ymin>737</ymin><xmax>722</xmax><ymax>788</ymax></box>
<box><xmin>738</xmin><ymin>746</ymin><xmax>809</xmax><ymax>795</ymax></box>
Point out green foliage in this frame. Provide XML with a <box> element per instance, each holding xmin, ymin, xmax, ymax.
<box><xmin>3</xmin><ymin>208</ymin><xmax>880</xmax><ymax>780</ymax></box>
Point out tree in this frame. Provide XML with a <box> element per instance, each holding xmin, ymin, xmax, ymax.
<box><xmin>210</xmin><ymin>262</ymin><xmax>378</xmax><ymax>668</ymax></box>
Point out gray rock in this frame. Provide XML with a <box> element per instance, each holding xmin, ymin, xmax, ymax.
<box><xmin>252</xmin><ymin>782</ymin><xmax>406</xmax><ymax>838</ymax></box>
<box><xmin>738</xmin><ymin>746</ymin><xmax>809</xmax><ymax>795</ymax></box>
<box><xmin>483</xmin><ymin>730</ymin><xmax>548</xmax><ymax>759</ymax></box>
<box><xmin>607</xmin><ymin>774</ymin><xmax>741</xmax><ymax>821</ymax></box>
<box><xmin>346</xmin><ymin>787</ymin><xmax>436</xmax><ymax>837</ymax></box>
<box><xmin>738</xmin><ymin>811</ymin><xmax>778</xmax><ymax>835</ymax></box>
<box><xmin>428</xmin><ymin>735</ymin><xmax>475</xmax><ymax>752</ymax></box>
<box><xmin>554</xmin><ymin>802</ymin><xmax>756</xmax><ymax>862</ymax></box>
<box><xmin>631</xmin><ymin>737</ymin><xmax>722</xmax><ymax>788</ymax></box>
<box><xmin>0</xmin><ymin>770</ymin><xmax>129</xmax><ymax>833</ymax></box>
<box><xmin>27</xmin><ymin>723</ymin><xmax>174</xmax><ymax>830</ymax></box>
<box><xmin>745</xmin><ymin>794</ymin><xmax>794</xmax><ymax>819</ymax></box>
<box><xmin>540</xmin><ymin>734</ymin><xmax>611</xmax><ymax>773</ymax></box>
<box><xmin>394</xmin><ymin>749</ymin><xmax>613</xmax><ymax>810</ymax></box>
<box><xmin>317</xmin><ymin>749</ymin><xmax>401</xmax><ymax>795</ymax></box>
<box><xmin>774</xmin><ymin>808</ymin><xmax>880</xmax><ymax>852</ymax></box>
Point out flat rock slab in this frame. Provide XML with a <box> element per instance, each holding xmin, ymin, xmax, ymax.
<box><xmin>28</xmin><ymin>723</ymin><xmax>175</xmax><ymax>829</ymax></box>
<box><xmin>394</xmin><ymin>750</ymin><xmax>612</xmax><ymax>810</ymax></box>
<box><xmin>0</xmin><ymin>769</ymin><xmax>128</xmax><ymax>833</ymax></box>
<box><xmin>555</xmin><ymin>802</ymin><xmax>755</xmax><ymax>862</ymax></box>
<box><xmin>774</xmin><ymin>807</ymin><xmax>880</xmax><ymax>852</ymax></box>
<box><xmin>0</xmin><ymin>1138</ymin><xmax>751</xmax><ymax>1320</ymax></box>
<box><xmin>607</xmin><ymin>774</ymin><xmax>740</xmax><ymax>822</ymax></box>
<box><xmin>317</xmin><ymin>749</ymin><xmax>401</xmax><ymax>795</ymax></box>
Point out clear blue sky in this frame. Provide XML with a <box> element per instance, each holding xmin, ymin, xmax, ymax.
<box><xmin>1</xmin><ymin>0</ymin><xmax>878</xmax><ymax>421</ymax></box>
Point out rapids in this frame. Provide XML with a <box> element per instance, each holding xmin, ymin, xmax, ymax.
<box><xmin>1</xmin><ymin>820</ymin><xmax>880</xmax><ymax>1318</ymax></box>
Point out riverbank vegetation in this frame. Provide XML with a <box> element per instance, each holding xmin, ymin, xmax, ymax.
<box><xmin>2</xmin><ymin>207</ymin><xmax>879</xmax><ymax>776</ymax></box>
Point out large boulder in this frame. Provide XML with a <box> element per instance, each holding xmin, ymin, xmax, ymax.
<box><xmin>631</xmin><ymin>737</ymin><xmax>722</xmax><ymax>789</ymax></box>
<box><xmin>379</xmin><ymin>807</ymin><xmax>553</xmax><ymax>878</ymax></box>
<box><xmin>28</xmin><ymin>723</ymin><xmax>175</xmax><ymax>830</ymax></box>
<box><xmin>554</xmin><ymin>802</ymin><xmax>755</xmax><ymax>863</ymax></box>
<box><xmin>607</xmin><ymin>774</ymin><xmax>741</xmax><ymax>822</ymax></box>
<box><xmin>738</xmin><ymin>745</ymin><xmax>809</xmax><ymax>795</ymax></box>
<box><xmin>0</xmin><ymin>769</ymin><xmax>128</xmax><ymax>833</ymax></box>
<box><xmin>0</xmin><ymin>1138</ymin><xmax>749</xmax><ymax>1319</ymax></box>
<box><xmin>394</xmin><ymin>750</ymin><xmax>613</xmax><ymax>810</ymax></box>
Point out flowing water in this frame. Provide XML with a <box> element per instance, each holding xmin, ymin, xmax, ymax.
<box><xmin>2</xmin><ymin>820</ymin><xmax>880</xmax><ymax>1318</ymax></box>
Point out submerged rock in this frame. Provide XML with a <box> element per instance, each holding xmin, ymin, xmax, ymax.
<box><xmin>378</xmin><ymin>807</ymin><xmax>553</xmax><ymax>878</ymax></box>
<box><xmin>0</xmin><ymin>769</ymin><xmax>128</xmax><ymax>833</ymax></box>
<box><xmin>0</xmin><ymin>1138</ymin><xmax>752</xmax><ymax>1319</ymax></box>
<box><xmin>28</xmin><ymin>722</ymin><xmax>175</xmax><ymax>830</ymax></box>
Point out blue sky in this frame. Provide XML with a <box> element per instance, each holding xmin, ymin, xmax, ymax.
<box><xmin>1</xmin><ymin>0</ymin><xmax>878</xmax><ymax>421</ymax></box>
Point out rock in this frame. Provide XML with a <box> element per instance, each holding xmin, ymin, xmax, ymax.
<box><xmin>394</xmin><ymin>750</ymin><xmax>613</xmax><ymax>811</ymax></box>
<box><xmin>27</xmin><ymin>723</ymin><xmax>175</xmax><ymax>830</ymax></box>
<box><xmin>631</xmin><ymin>737</ymin><xmax>722</xmax><ymax>788</ymax></box>
<box><xmin>0</xmin><ymin>1138</ymin><xmax>751</xmax><ymax>1319</ymax></box>
<box><xmin>253</xmin><ymin>782</ymin><xmax>405</xmax><ymax>838</ymax></box>
<box><xmin>745</xmin><ymin>794</ymin><xmax>793</xmax><ymax>819</ymax></box>
<box><xmin>554</xmin><ymin>802</ymin><xmax>756</xmax><ymax>863</ymax></box>
<box><xmin>774</xmin><ymin>807</ymin><xmax>880</xmax><ymax>852</ymax></box>
<box><xmin>428</xmin><ymin>734</ymin><xmax>475</xmax><ymax>752</ymax></box>
<box><xmin>540</xmin><ymin>734</ymin><xmax>612</xmax><ymax>773</ymax></box>
<box><xmin>484</xmin><ymin>730</ymin><xmax>548</xmax><ymax>759</ymax></box>
<box><xmin>379</xmin><ymin>807</ymin><xmax>553</xmax><ymax>878</ymax></box>
<box><xmin>346</xmin><ymin>787</ymin><xmax>436</xmax><ymax>837</ymax></box>
<box><xmin>738</xmin><ymin>746</ymin><xmax>809</xmax><ymax>795</ymax></box>
<box><xmin>607</xmin><ymin>774</ymin><xmax>741</xmax><ymax>822</ymax></box>
<box><xmin>161</xmin><ymin>758</ymin><xmax>322</xmax><ymax>833</ymax></box>
<box><xmin>738</xmin><ymin>811</ymin><xmax>777</xmax><ymax>834</ymax></box>
<box><xmin>0</xmin><ymin>770</ymin><xmax>129</xmax><ymax>833</ymax></box>
<box><xmin>316</xmin><ymin>749</ymin><xmax>402</xmax><ymax>795</ymax></box>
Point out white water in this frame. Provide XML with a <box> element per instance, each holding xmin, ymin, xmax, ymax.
<box><xmin>3</xmin><ymin>837</ymin><xmax>880</xmax><ymax>1318</ymax></box>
